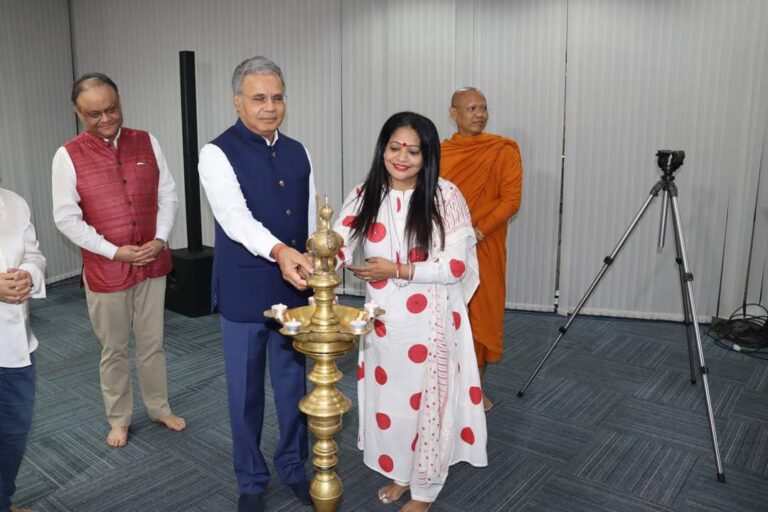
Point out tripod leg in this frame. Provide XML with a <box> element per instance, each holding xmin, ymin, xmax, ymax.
<box><xmin>518</xmin><ymin>192</ymin><xmax>658</xmax><ymax>397</ymax></box>
<box><xmin>669</xmin><ymin>196</ymin><xmax>726</xmax><ymax>482</ymax></box>
<box><xmin>670</xmin><ymin>208</ymin><xmax>697</xmax><ymax>384</ymax></box>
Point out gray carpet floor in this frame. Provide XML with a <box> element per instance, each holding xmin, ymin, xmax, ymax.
<box><xmin>13</xmin><ymin>278</ymin><xmax>768</xmax><ymax>511</ymax></box>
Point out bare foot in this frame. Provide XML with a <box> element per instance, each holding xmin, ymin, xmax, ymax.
<box><xmin>399</xmin><ymin>500</ymin><xmax>432</xmax><ymax>511</ymax></box>
<box><xmin>378</xmin><ymin>482</ymin><xmax>409</xmax><ymax>504</ymax></box>
<box><xmin>106</xmin><ymin>426</ymin><xmax>128</xmax><ymax>448</ymax></box>
<box><xmin>483</xmin><ymin>392</ymin><xmax>494</xmax><ymax>412</ymax></box>
<box><xmin>155</xmin><ymin>414</ymin><xmax>186</xmax><ymax>431</ymax></box>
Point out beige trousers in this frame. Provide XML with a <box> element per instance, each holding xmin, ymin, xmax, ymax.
<box><xmin>84</xmin><ymin>275</ymin><xmax>171</xmax><ymax>427</ymax></box>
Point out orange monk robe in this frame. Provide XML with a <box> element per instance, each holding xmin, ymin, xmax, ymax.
<box><xmin>440</xmin><ymin>132</ymin><xmax>523</xmax><ymax>365</ymax></box>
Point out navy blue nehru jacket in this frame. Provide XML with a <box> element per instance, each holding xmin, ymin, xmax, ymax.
<box><xmin>210</xmin><ymin>119</ymin><xmax>311</xmax><ymax>322</ymax></box>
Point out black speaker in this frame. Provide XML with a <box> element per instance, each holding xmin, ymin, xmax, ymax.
<box><xmin>165</xmin><ymin>247</ymin><xmax>214</xmax><ymax>317</ymax></box>
<box><xmin>165</xmin><ymin>50</ymin><xmax>214</xmax><ymax>317</ymax></box>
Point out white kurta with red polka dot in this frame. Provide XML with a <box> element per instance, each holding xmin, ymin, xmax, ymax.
<box><xmin>335</xmin><ymin>179</ymin><xmax>488</xmax><ymax>501</ymax></box>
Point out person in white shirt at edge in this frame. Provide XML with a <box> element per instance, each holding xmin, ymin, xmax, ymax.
<box><xmin>51</xmin><ymin>73</ymin><xmax>185</xmax><ymax>449</ymax></box>
<box><xmin>0</xmin><ymin>186</ymin><xmax>45</xmax><ymax>512</ymax></box>
<box><xmin>198</xmin><ymin>56</ymin><xmax>315</xmax><ymax>512</ymax></box>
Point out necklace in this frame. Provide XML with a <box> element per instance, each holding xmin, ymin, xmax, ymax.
<box><xmin>385</xmin><ymin>188</ymin><xmax>410</xmax><ymax>288</ymax></box>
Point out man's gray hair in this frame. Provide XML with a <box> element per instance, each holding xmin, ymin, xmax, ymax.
<box><xmin>232</xmin><ymin>56</ymin><xmax>285</xmax><ymax>95</ymax></box>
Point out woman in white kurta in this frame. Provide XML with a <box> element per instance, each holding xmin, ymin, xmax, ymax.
<box><xmin>333</xmin><ymin>112</ymin><xmax>487</xmax><ymax>512</ymax></box>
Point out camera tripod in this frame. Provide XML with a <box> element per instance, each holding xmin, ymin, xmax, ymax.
<box><xmin>517</xmin><ymin>150</ymin><xmax>725</xmax><ymax>482</ymax></box>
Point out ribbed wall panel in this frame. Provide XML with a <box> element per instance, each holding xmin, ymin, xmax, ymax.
<box><xmin>340</xmin><ymin>0</ymin><xmax>458</xmax><ymax>295</ymax></box>
<box><xmin>472</xmin><ymin>0</ymin><xmax>567</xmax><ymax>310</ymax></box>
<box><xmin>70</xmin><ymin>0</ymin><xmax>343</xmax><ymax>253</ymax></box>
<box><xmin>6</xmin><ymin>0</ymin><xmax>765</xmax><ymax>318</ymax></box>
<box><xmin>560</xmin><ymin>0</ymin><xmax>768</xmax><ymax>320</ymax></box>
<box><xmin>340</xmin><ymin>0</ymin><xmax>566</xmax><ymax>305</ymax></box>
<box><xmin>0</xmin><ymin>0</ymin><xmax>80</xmax><ymax>282</ymax></box>
<box><xmin>749</xmin><ymin>125</ymin><xmax>768</xmax><ymax>307</ymax></box>
<box><xmin>720</xmin><ymin>0</ymin><xmax>768</xmax><ymax>317</ymax></box>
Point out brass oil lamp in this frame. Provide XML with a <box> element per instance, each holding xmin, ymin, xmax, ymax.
<box><xmin>264</xmin><ymin>199</ymin><xmax>380</xmax><ymax>511</ymax></box>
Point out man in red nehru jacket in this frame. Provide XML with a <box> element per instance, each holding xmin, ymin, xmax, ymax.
<box><xmin>52</xmin><ymin>73</ymin><xmax>185</xmax><ymax>448</ymax></box>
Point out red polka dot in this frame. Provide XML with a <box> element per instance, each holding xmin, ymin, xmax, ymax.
<box><xmin>409</xmin><ymin>392</ymin><xmax>422</xmax><ymax>411</ymax></box>
<box><xmin>396</xmin><ymin>197</ymin><xmax>402</xmax><ymax>212</ymax></box>
<box><xmin>411</xmin><ymin>433</ymin><xmax>419</xmax><ymax>452</ymax></box>
<box><xmin>379</xmin><ymin>454</ymin><xmax>394</xmax><ymax>472</ymax></box>
<box><xmin>408</xmin><ymin>344</ymin><xmax>428</xmax><ymax>363</ymax></box>
<box><xmin>408</xmin><ymin>247</ymin><xmax>428</xmax><ymax>263</ymax></box>
<box><xmin>367</xmin><ymin>222</ymin><xmax>386</xmax><ymax>243</ymax></box>
<box><xmin>342</xmin><ymin>215</ymin><xmax>356</xmax><ymax>228</ymax></box>
<box><xmin>369</xmin><ymin>279</ymin><xmax>388</xmax><ymax>289</ymax></box>
<box><xmin>375</xmin><ymin>366</ymin><xmax>388</xmax><ymax>385</ymax></box>
<box><xmin>373</xmin><ymin>319</ymin><xmax>386</xmax><ymax>337</ymax></box>
<box><xmin>356</xmin><ymin>187</ymin><xmax>362</xmax><ymax>197</ymax></box>
<box><xmin>337</xmin><ymin>250</ymin><xmax>346</xmax><ymax>262</ymax></box>
<box><xmin>376</xmin><ymin>413</ymin><xmax>391</xmax><ymax>430</ymax></box>
<box><xmin>406</xmin><ymin>293</ymin><xmax>427</xmax><ymax>314</ymax></box>
<box><xmin>449</xmin><ymin>259</ymin><xmax>466</xmax><ymax>277</ymax></box>
<box><xmin>461</xmin><ymin>427</ymin><xmax>475</xmax><ymax>445</ymax></box>
<box><xmin>452</xmin><ymin>311</ymin><xmax>461</xmax><ymax>330</ymax></box>
<box><xmin>357</xmin><ymin>362</ymin><xmax>365</xmax><ymax>381</ymax></box>
<box><xmin>469</xmin><ymin>386</ymin><xmax>482</xmax><ymax>405</ymax></box>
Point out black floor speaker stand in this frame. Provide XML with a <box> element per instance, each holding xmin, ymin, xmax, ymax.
<box><xmin>165</xmin><ymin>50</ymin><xmax>214</xmax><ymax>317</ymax></box>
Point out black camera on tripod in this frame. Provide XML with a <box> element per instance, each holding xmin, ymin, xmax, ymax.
<box><xmin>656</xmin><ymin>149</ymin><xmax>685</xmax><ymax>174</ymax></box>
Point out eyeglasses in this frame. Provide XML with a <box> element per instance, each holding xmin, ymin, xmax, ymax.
<box><xmin>78</xmin><ymin>104</ymin><xmax>120</xmax><ymax>121</ymax></box>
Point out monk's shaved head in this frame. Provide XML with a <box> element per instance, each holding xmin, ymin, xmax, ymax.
<box><xmin>449</xmin><ymin>87</ymin><xmax>488</xmax><ymax>136</ymax></box>
<box><xmin>451</xmin><ymin>87</ymin><xmax>486</xmax><ymax>107</ymax></box>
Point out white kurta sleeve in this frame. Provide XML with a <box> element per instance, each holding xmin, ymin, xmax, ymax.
<box><xmin>332</xmin><ymin>186</ymin><xmax>365</xmax><ymax>268</ymax></box>
<box><xmin>149</xmin><ymin>134</ymin><xmax>178</xmax><ymax>243</ymax></box>
<box><xmin>409</xmin><ymin>182</ymin><xmax>479</xmax><ymax>300</ymax></box>
<box><xmin>198</xmin><ymin>143</ymin><xmax>282</xmax><ymax>261</ymax></box>
<box><xmin>19</xmin><ymin>203</ymin><xmax>46</xmax><ymax>298</ymax></box>
<box><xmin>305</xmin><ymin>147</ymin><xmax>317</xmax><ymax>235</ymax></box>
<box><xmin>51</xmin><ymin>147</ymin><xmax>119</xmax><ymax>259</ymax></box>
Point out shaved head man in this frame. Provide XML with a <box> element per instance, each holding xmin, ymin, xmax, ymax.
<box><xmin>450</xmin><ymin>87</ymin><xmax>489</xmax><ymax>136</ymax></box>
<box><xmin>441</xmin><ymin>87</ymin><xmax>523</xmax><ymax>411</ymax></box>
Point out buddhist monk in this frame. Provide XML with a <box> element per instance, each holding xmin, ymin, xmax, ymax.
<box><xmin>440</xmin><ymin>87</ymin><xmax>523</xmax><ymax>411</ymax></box>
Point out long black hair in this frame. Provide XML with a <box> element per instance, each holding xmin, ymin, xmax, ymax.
<box><xmin>350</xmin><ymin>111</ymin><xmax>445</xmax><ymax>253</ymax></box>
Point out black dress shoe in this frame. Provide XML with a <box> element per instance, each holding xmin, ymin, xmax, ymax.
<box><xmin>288</xmin><ymin>481</ymin><xmax>313</xmax><ymax>506</ymax></box>
<box><xmin>238</xmin><ymin>492</ymin><xmax>265</xmax><ymax>512</ymax></box>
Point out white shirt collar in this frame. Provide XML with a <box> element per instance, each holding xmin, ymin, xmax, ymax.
<box><xmin>103</xmin><ymin>128</ymin><xmax>122</xmax><ymax>149</ymax></box>
<box><xmin>264</xmin><ymin>130</ymin><xmax>280</xmax><ymax>147</ymax></box>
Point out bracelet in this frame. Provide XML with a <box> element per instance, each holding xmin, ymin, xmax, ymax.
<box><xmin>272</xmin><ymin>243</ymin><xmax>287</xmax><ymax>261</ymax></box>
<box><xmin>396</xmin><ymin>261</ymin><xmax>402</xmax><ymax>279</ymax></box>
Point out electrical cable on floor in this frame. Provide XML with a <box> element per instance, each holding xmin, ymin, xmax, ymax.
<box><xmin>707</xmin><ymin>303</ymin><xmax>768</xmax><ymax>361</ymax></box>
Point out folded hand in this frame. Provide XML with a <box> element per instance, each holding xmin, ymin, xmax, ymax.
<box><xmin>0</xmin><ymin>268</ymin><xmax>32</xmax><ymax>305</ymax></box>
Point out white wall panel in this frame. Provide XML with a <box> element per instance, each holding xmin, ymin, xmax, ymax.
<box><xmin>340</xmin><ymin>0</ymin><xmax>458</xmax><ymax>294</ymax></box>
<box><xmin>748</xmin><ymin>125</ymin><xmax>768</xmax><ymax>308</ymax></box>
<box><xmin>0</xmin><ymin>0</ymin><xmax>80</xmax><ymax>282</ymax></box>
<box><xmin>7</xmin><ymin>0</ymin><xmax>765</xmax><ymax>319</ymax></box>
<box><xmin>472</xmin><ymin>0</ymin><xmax>567</xmax><ymax>311</ymax></box>
<box><xmin>720</xmin><ymin>0</ymin><xmax>768</xmax><ymax>317</ymax></box>
<box><xmin>70</xmin><ymin>0</ymin><xmax>343</xmax><ymax>253</ymax></box>
<box><xmin>560</xmin><ymin>0</ymin><xmax>768</xmax><ymax>320</ymax></box>
<box><xmin>340</xmin><ymin>0</ymin><xmax>566</xmax><ymax>307</ymax></box>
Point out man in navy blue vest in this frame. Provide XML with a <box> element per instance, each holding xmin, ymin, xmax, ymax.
<box><xmin>198</xmin><ymin>56</ymin><xmax>316</xmax><ymax>512</ymax></box>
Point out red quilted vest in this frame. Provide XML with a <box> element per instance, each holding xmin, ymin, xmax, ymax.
<box><xmin>65</xmin><ymin>128</ymin><xmax>172</xmax><ymax>292</ymax></box>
